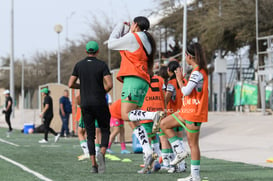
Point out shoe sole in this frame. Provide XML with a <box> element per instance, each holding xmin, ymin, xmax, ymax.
<box><xmin>142</xmin><ymin>153</ymin><xmax>158</xmax><ymax>174</ymax></box>
<box><xmin>170</xmin><ymin>152</ymin><xmax>188</xmax><ymax>166</ymax></box>
<box><xmin>97</xmin><ymin>153</ymin><xmax>105</xmax><ymax>173</ymax></box>
<box><xmin>152</xmin><ymin>111</ymin><xmax>165</xmax><ymax>134</ymax></box>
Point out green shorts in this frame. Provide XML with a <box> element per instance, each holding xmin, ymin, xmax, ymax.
<box><xmin>79</xmin><ymin>115</ymin><xmax>84</xmax><ymax>128</ymax></box>
<box><xmin>79</xmin><ymin>115</ymin><xmax>99</xmax><ymax>129</ymax></box>
<box><xmin>121</xmin><ymin>76</ymin><xmax>149</xmax><ymax>107</ymax></box>
<box><xmin>172</xmin><ymin>114</ymin><xmax>202</xmax><ymax>133</ymax></box>
<box><xmin>158</xmin><ymin>127</ymin><xmax>183</xmax><ymax>136</ymax></box>
<box><xmin>185</xmin><ymin>120</ymin><xmax>202</xmax><ymax>126</ymax></box>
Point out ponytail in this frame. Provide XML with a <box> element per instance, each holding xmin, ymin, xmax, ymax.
<box><xmin>143</xmin><ymin>31</ymin><xmax>156</xmax><ymax>72</ymax></box>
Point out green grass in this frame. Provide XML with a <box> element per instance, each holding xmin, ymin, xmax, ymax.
<box><xmin>0</xmin><ymin>128</ymin><xmax>272</xmax><ymax>181</ymax></box>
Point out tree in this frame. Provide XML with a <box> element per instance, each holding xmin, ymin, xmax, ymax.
<box><xmin>153</xmin><ymin>0</ymin><xmax>273</xmax><ymax>64</ymax></box>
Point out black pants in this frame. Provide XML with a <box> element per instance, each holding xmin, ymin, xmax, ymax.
<box><xmin>43</xmin><ymin>116</ymin><xmax>57</xmax><ymax>141</ymax></box>
<box><xmin>81</xmin><ymin>105</ymin><xmax>110</xmax><ymax>155</ymax></box>
<box><xmin>5</xmin><ymin>112</ymin><xmax>12</xmax><ymax>131</ymax></box>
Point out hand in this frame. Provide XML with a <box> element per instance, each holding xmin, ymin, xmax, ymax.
<box><xmin>39</xmin><ymin>112</ymin><xmax>43</xmax><ymax>118</ymax></box>
<box><xmin>122</xmin><ymin>22</ymin><xmax>130</xmax><ymax>36</ymax></box>
<box><xmin>62</xmin><ymin>112</ymin><xmax>65</xmax><ymax>117</ymax></box>
<box><xmin>2</xmin><ymin>110</ymin><xmax>6</xmax><ymax>114</ymax></box>
<box><xmin>174</xmin><ymin>67</ymin><xmax>185</xmax><ymax>80</ymax></box>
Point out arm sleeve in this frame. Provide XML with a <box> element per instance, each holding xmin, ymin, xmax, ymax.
<box><xmin>181</xmin><ymin>71</ymin><xmax>203</xmax><ymax>96</ymax></box>
<box><xmin>102</xmin><ymin>63</ymin><xmax>111</xmax><ymax>76</ymax></box>
<box><xmin>166</xmin><ymin>84</ymin><xmax>175</xmax><ymax>93</ymax></box>
<box><xmin>108</xmin><ymin>23</ymin><xmax>139</xmax><ymax>52</ymax></box>
<box><xmin>44</xmin><ymin>96</ymin><xmax>50</xmax><ymax>105</ymax></box>
<box><xmin>72</xmin><ymin>63</ymin><xmax>79</xmax><ymax>77</ymax></box>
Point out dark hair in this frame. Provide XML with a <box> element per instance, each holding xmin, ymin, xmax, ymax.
<box><xmin>167</xmin><ymin>61</ymin><xmax>180</xmax><ymax>73</ymax></box>
<box><xmin>187</xmin><ymin>43</ymin><xmax>208</xmax><ymax>74</ymax></box>
<box><xmin>158</xmin><ymin>66</ymin><xmax>169</xmax><ymax>85</ymax></box>
<box><xmin>134</xmin><ymin>16</ymin><xmax>156</xmax><ymax>72</ymax></box>
<box><xmin>167</xmin><ymin>61</ymin><xmax>181</xmax><ymax>88</ymax></box>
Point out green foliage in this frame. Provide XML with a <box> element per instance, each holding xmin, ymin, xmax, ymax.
<box><xmin>154</xmin><ymin>0</ymin><xmax>273</xmax><ymax>63</ymax></box>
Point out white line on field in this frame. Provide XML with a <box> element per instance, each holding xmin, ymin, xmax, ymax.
<box><xmin>0</xmin><ymin>155</ymin><xmax>53</xmax><ymax>181</ymax></box>
<box><xmin>0</xmin><ymin>138</ymin><xmax>19</xmax><ymax>147</ymax></box>
<box><xmin>40</xmin><ymin>145</ymin><xmax>61</xmax><ymax>148</ymax></box>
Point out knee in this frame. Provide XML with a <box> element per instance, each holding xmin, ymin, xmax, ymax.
<box><xmin>160</xmin><ymin>119</ymin><xmax>167</xmax><ymax>130</ymax></box>
<box><xmin>121</xmin><ymin>112</ymin><xmax>129</xmax><ymax>121</ymax></box>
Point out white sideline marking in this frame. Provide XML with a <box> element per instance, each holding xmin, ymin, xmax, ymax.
<box><xmin>0</xmin><ymin>155</ymin><xmax>53</xmax><ymax>181</ymax></box>
<box><xmin>40</xmin><ymin>145</ymin><xmax>61</xmax><ymax>148</ymax></box>
<box><xmin>0</xmin><ymin>138</ymin><xmax>19</xmax><ymax>147</ymax></box>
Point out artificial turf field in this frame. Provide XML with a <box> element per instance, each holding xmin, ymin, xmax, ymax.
<box><xmin>0</xmin><ymin>128</ymin><xmax>273</xmax><ymax>181</ymax></box>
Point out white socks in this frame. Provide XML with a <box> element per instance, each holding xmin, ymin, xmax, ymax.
<box><xmin>128</xmin><ymin>110</ymin><xmax>156</xmax><ymax>122</ymax></box>
<box><xmin>80</xmin><ymin>141</ymin><xmax>89</xmax><ymax>155</ymax></box>
<box><xmin>152</xmin><ymin>142</ymin><xmax>161</xmax><ymax>157</ymax></box>
<box><xmin>191</xmin><ymin>165</ymin><xmax>200</xmax><ymax>178</ymax></box>
<box><xmin>170</xmin><ymin>139</ymin><xmax>185</xmax><ymax>154</ymax></box>
<box><xmin>133</xmin><ymin>125</ymin><xmax>153</xmax><ymax>156</ymax></box>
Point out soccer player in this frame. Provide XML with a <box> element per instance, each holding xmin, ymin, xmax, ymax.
<box><xmin>3</xmin><ymin>90</ymin><xmax>13</xmax><ymax>133</ymax></box>
<box><xmin>107</xmin><ymin>99</ymin><xmax>130</xmax><ymax>154</ymax></box>
<box><xmin>139</xmin><ymin>72</ymin><xmax>166</xmax><ymax>173</ymax></box>
<box><xmin>165</xmin><ymin>61</ymin><xmax>186</xmax><ymax>173</ymax></box>
<box><xmin>75</xmin><ymin>90</ymin><xmax>89</xmax><ymax>161</ymax></box>
<box><xmin>39</xmin><ymin>88</ymin><xmax>60</xmax><ymax>143</ymax></box>
<box><xmin>158</xmin><ymin>43</ymin><xmax>209</xmax><ymax>181</ymax></box>
<box><xmin>108</xmin><ymin>16</ymin><xmax>164</xmax><ymax>173</ymax></box>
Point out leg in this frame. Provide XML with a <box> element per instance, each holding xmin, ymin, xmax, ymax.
<box><xmin>95</xmin><ymin>105</ymin><xmax>111</xmax><ymax>173</ymax></box>
<box><xmin>64</xmin><ymin>114</ymin><xmax>70</xmax><ymax>136</ymax></box>
<box><xmin>95</xmin><ymin>127</ymin><xmax>101</xmax><ymax>154</ymax></box>
<box><xmin>60</xmin><ymin>115</ymin><xmax>65</xmax><ymax>136</ymax></box>
<box><xmin>43</xmin><ymin>117</ymin><xmax>50</xmax><ymax>141</ymax></box>
<box><xmin>108</xmin><ymin>126</ymin><xmax>120</xmax><ymax>147</ymax></box>
<box><xmin>81</xmin><ymin>107</ymin><xmax>97</xmax><ymax>167</ymax></box>
<box><xmin>177</xmin><ymin>123</ymin><xmax>201</xmax><ymax>181</ymax></box>
<box><xmin>5</xmin><ymin>112</ymin><xmax>12</xmax><ymax>131</ymax></box>
<box><xmin>160</xmin><ymin>113</ymin><xmax>188</xmax><ymax>166</ymax></box>
<box><xmin>96</xmin><ymin>106</ymin><xmax>110</xmax><ymax>155</ymax></box>
<box><xmin>78</xmin><ymin>127</ymin><xmax>89</xmax><ymax>155</ymax></box>
<box><xmin>119</xmin><ymin>126</ymin><xmax>130</xmax><ymax>153</ymax></box>
<box><xmin>159</xmin><ymin>133</ymin><xmax>172</xmax><ymax>169</ymax></box>
<box><xmin>186</xmin><ymin>123</ymin><xmax>201</xmax><ymax>178</ymax></box>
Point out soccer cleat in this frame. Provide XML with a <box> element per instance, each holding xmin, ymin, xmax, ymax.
<box><xmin>90</xmin><ymin>165</ymin><xmax>98</xmax><ymax>173</ymax></box>
<box><xmin>152</xmin><ymin>160</ymin><xmax>161</xmax><ymax>172</ymax></box>
<box><xmin>167</xmin><ymin>166</ymin><xmax>176</xmax><ymax>173</ymax></box>
<box><xmin>170</xmin><ymin>151</ymin><xmax>188</xmax><ymax>166</ymax></box>
<box><xmin>120</xmin><ymin>149</ymin><xmax>131</xmax><ymax>154</ymax></box>
<box><xmin>106</xmin><ymin>149</ymin><xmax>114</xmax><ymax>154</ymax></box>
<box><xmin>97</xmin><ymin>152</ymin><xmax>106</xmax><ymax>173</ymax></box>
<box><xmin>141</xmin><ymin>152</ymin><xmax>158</xmax><ymax>174</ymax></box>
<box><xmin>78</xmin><ymin>154</ymin><xmax>90</xmax><ymax>161</ymax></box>
<box><xmin>177</xmin><ymin>161</ymin><xmax>186</xmax><ymax>172</ymax></box>
<box><xmin>54</xmin><ymin>133</ymin><xmax>60</xmax><ymax>143</ymax></box>
<box><xmin>152</xmin><ymin>111</ymin><xmax>165</xmax><ymax>134</ymax></box>
<box><xmin>38</xmin><ymin>139</ymin><xmax>48</xmax><ymax>143</ymax></box>
<box><xmin>177</xmin><ymin>175</ymin><xmax>201</xmax><ymax>181</ymax></box>
<box><xmin>137</xmin><ymin>168</ymin><xmax>151</xmax><ymax>174</ymax></box>
<box><xmin>168</xmin><ymin>163</ymin><xmax>186</xmax><ymax>173</ymax></box>
<box><xmin>160</xmin><ymin>165</ymin><xmax>170</xmax><ymax>171</ymax></box>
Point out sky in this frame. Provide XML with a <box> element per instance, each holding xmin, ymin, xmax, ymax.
<box><xmin>0</xmin><ymin>0</ymin><xmax>157</xmax><ymax>60</ymax></box>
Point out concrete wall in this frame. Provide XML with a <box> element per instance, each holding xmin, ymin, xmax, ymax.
<box><xmin>39</xmin><ymin>83</ymin><xmax>70</xmax><ymax>132</ymax></box>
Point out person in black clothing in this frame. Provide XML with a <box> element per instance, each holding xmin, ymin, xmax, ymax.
<box><xmin>39</xmin><ymin>88</ymin><xmax>60</xmax><ymax>143</ymax></box>
<box><xmin>68</xmin><ymin>41</ymin><xmax>113</xmax><ymax>173</ymax></box>
<box><xmin>3</xmin><ymin>90</ymin><xmax>13</xmax><ymax>132</ymax></box>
